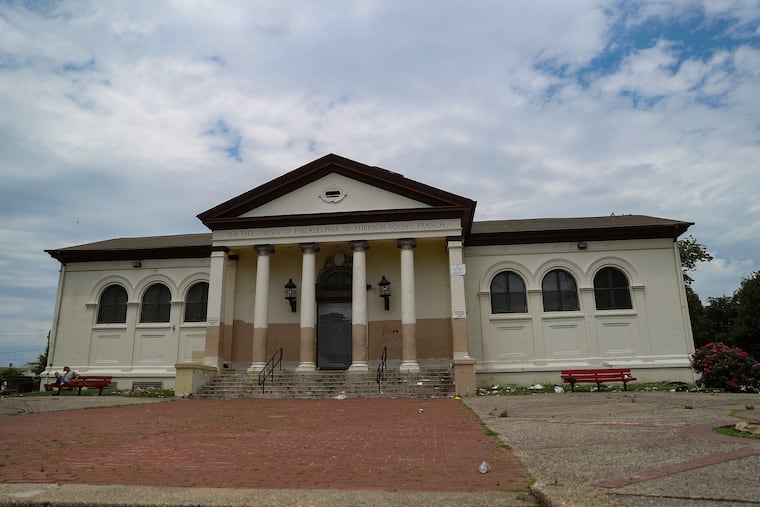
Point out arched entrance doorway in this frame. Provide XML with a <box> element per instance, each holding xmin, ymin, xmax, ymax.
<box><xmin>316</xmin><ymin>257</ymin><xmax>352</xmax><ymax>369</ymax></box>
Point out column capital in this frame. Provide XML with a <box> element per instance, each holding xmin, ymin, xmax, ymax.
<box><xmin>397</xmin><ymin>238</ymin><xmax>417</xmax><ymax>250</ymax></box>
<box><xmin>254</xmin><ymin>244</ymin><xmax>275</xmax><ymax>256</ymax></box>
<box><xmin>447</xmin><ymin>239</ymin><xmax>464</xmax><ymax>250</ymax></box>
<box><xmin>350</xmin><ymin>240</ymin><xmax>369</xmax><ymax>252</ymax></box>
<box><xmin>300</xmin><ymin>242</ymin><xmax>320</xmax><ymax>254</ymax></box>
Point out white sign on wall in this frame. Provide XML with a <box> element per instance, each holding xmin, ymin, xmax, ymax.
<box><xmin>450</xmin><ymin>264</ymin><xmax>466</xmax><ymax>276</ymax></box>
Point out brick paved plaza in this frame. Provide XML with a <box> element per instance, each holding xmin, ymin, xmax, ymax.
<box><xmin>0</xmin><ymin>398</ymin><xmax>530</xmax><ymax>492</ymax></box>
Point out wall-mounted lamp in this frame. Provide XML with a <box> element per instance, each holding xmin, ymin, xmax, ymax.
<box><xmin>378</xmin><ymin>275</ymin><xmax>391</xmax><ymax>311</ymax></box>
<box><xmin>132</xmin><ymin>261</ymin><xmax>142</xmax><ymax>268</ymax></box>
<box><xmin>577</xmin><ymin>241</ymin><xmax>588</xmax><ymax>250</ymax></box>
<box><xmin>284</xmin><ymin>278</ymin><xmax>297</xmax><ymax>312</ymax></box>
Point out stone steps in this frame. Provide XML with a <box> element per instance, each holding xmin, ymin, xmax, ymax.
<box><xmin>195</xmin><ymin>368</ymin><xmax>455</xmax><ymax>399</ymax></box>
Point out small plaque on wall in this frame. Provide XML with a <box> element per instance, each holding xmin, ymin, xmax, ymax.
<box><xmin>206</xmin><ymin>318</ymin><xmax>219</xmax><ymax>326</ymax></box>
<box><xmin>450</xmin><ymin>264</ymin><xmax>466</xmax><ymax>276</ymax></box>
<box><xmin>452</xmin><ymin>310</ymin><xmax>466</xmax><ymax>319</ymax></box>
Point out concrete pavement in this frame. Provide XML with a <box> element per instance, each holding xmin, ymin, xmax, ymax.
<box><xmin>469</xmin><ymin>390</ymin><xmax>760</xmax><ymax>506</ymax></box>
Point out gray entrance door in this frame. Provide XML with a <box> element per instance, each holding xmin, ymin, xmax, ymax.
<box><xmin>317</xmin><ymin>302</ymin><xmax>352</xmax><ymax>370</ymax></box>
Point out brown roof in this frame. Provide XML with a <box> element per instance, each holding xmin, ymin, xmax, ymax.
<box><xmin>46</xmin><ymin>233</ymin><xmax>212</xmax><ymax>263</ymax></box>
<box><xmin>468</xmin><ymin>215</ymin><xmax>692</xmax><ymax>245</ymax></box>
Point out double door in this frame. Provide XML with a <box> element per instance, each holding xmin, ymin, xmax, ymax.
<box><xmin>317</xmin><ymin>302</ymin><xmax>352</xmax><ymax>369</ymax></box>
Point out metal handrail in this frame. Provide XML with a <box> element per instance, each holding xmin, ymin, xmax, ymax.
<box><xmin>257</xmin><ymin>348</ymin><xmax>283</xmax><ymax>394</ymax></box>
<box><xmin>376</xmin><ymin>346</ymin><xmax>387</xmax><ymax>392</ymax></box>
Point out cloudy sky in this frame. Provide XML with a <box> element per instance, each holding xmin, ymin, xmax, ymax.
<box><xmin>1</xmin><ymin>1</ymin><xmax>759</xmax><ymax>366</ymax></box>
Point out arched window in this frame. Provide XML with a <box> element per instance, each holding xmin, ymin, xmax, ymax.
<box><xmin>184</xmin><ymin>282</ymin><xmax>209</xmax><ymax>322</ymax></box>
<box><xmin>97</xmin><ymin>285</ymin><xmax>128</xmax><ymax>323</ymax></box>
<box><xmin>542</xmin><ymin>269</ymin><xmax>579</xmax><ymax>312</ymax></box>
<box><xmin>594</xmin><ymin>267</ymin><xmax>632</xmax><ymax>310</ymax></box>
<box><xmin>140</xmin><ymin>283</ymin><xmax>171</xmax><ymax>323</ymax></box>
<box><xmin>490</xmin><ymin>271</ymin><xmax>527</xmax><ymax>313</ymax></box>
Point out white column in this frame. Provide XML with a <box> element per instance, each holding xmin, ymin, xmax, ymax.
<box><xmin>398</xmin><ymin>238</ymin><xmax>419</xmax><ymax>373</ymax></box>
<box><xmin>349</xmin><ymin>240</ymin><xmax>369</xmax><ymax>372</ymax></box>
<box><xmin>448</xmin><ymin>240</ymin><xmax>477</xmax><ymax>396</ymax></box>
<box><xmin>297</xmin><ymin>243</ymin><xmax>318</xmax><ymax>372</ymax></box>
<box><xmin>204</xmin><ymin>249</ymin><xmax>228</xmax><ymax>368</ymax></box>
<box><xmin>221</xmin><ymin>254</ymin><xmax>239</xmax><ymax>363</ymax></box>
<box><xmin>447</xmin><ymin>240</ymin><xmax>471</xmax><ymax>359</ymax></box>
<box><xmin>249</xmin><ymin>244</ymin><xmax>274</xmax><ymax>372</ymax></box>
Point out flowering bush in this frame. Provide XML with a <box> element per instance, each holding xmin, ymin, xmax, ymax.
<box><xmin>691</xmin><ymin>342</ymin><xmax>760</xmax><ymax>392</ymax></box>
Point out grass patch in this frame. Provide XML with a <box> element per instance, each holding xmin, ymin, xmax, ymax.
<box><xmin>477</xmin><ymin>381</ymin><xmax>698</xmax><ymax>396</ymax></box>
<box><xmin>714</xmin><ymin>425</ymin><xmax>760</xmax><ymax>440</ymax></box>
<box><xmin>122</xmin><ymin>388</ymin><xmax>174</xmax><ymax>398</ymax></box>
<box><xmin>12</xmin><ymin>387</ymin><xmax>174</xmax><ymax>398</ymax></box>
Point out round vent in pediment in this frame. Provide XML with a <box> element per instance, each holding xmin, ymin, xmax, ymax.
<box><xmin>319</xmin><ymin>184</ymin><xmax>347</xmax><ymax>203</ymax></box>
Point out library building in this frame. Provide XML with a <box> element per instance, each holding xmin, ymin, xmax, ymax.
<box><xmin>44</xmin><ymin>154</ymin><xmax>696</xmax><ymax>396</ymax></box>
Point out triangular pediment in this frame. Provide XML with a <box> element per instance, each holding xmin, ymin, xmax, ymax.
<box><xmin>239</xmin><ymin>172</ymin><xmax>432</xmax><ymax>217</ymax></box>
<box><xmin>197</xmin><ymin>154</ymin><xmax>476</xmax><ymax>234</ymax></box>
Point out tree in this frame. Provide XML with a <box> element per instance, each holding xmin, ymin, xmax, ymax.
<box><xmin>0</xmin><ymin>366</ymin><xmax>24</xmax><ymax>379</ymax></box>
<box><xmin>32</xmin><ymin>331</ymin><xmax>50</xmax><ymax>375</ymax></box>
<box><xmin>685</xmin><ymin>286</ymin><xmax>710</xmax><ymax>348</ymax></box>
<box><xmin>679</xmin><ymin>236</ymin><xmax>714</xmax><ymax>345</ymax></box>
<box><xmin>702</xmin><ymin>296</ymin><xmax>736</xmax><ymax>346</ymax></box>
<box><xmin>731</xmin><ymin>272</ymin><xmax>760</xmax><ymax>358</ymax></box>
<box><xmin>678</xmin><ymin>235</ymin><xmax>714</xmax><ymax>285</ymax></box>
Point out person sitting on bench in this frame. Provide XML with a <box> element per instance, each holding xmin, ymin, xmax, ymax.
<box><xmin>52</xmin><ymin>366</ymin><xmax>79</xmax><ymax>395</ymax></box>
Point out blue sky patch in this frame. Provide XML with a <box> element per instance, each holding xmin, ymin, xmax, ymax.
<box><xmin>543</xmin><ymin>3</ymin><xmax>760</xmax><ymax>94</ymax></box>
<box><xmin>205</xmin><ymin>119</ymin><xmax>242</xmax><ymax>162</ymax></box>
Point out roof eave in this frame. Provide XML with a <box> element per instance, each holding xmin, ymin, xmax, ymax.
<box><xmin>466</xmin><ymin>223</ymin><xmax>693</xmax><ymax>246</ymax></box>
<box><xmin>46</xmin><ymin>245</ymin><xmax>212</xmax><ymax>264</ymax></box>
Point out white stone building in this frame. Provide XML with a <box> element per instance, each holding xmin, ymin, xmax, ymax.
<box><xmin>44</xmin><ymin>154</ymin><xmax>696</xmax><ymax>394</ymax></box>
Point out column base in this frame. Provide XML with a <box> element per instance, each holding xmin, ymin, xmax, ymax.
<box><xmin>203</xmin><ymin>356</ymin><xmax>221</xmax><ymax>369</ymax></box>
<box><xmin>348</xmin><ymin>362</ymin><xmax>369</xmax><ymax>373</ymax></box>
<box><xmin>399</xmin><ymin>361</ymin><xmax>420</xmax><ymax>373</ymax></box>
<box><xmin>453</xmin><ymin>358</ymin><xmax>477</xmax><ymax>396</ymax></box>
<box><xmin>296</xmin><ymin>362</ymin><xmax>316</xmax><ymax>372</ymax></box>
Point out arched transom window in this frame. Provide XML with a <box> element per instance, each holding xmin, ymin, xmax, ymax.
<box><xmin>140</xmin><ymin>283</ymin><xmax>171</xmax><ymax>323</ymax></box>
<box><xmin>542</xmin><ymin>269</ymin><xmax>579</xmax><ymax>312</ymax></box>
<box><xmin>490</xmin><ymin>271</ymin><xmax>528</xmax><ymax>313</ymax></box>
<box><xmin>594</xmin><ymin>267</ymin><xmax>633</xmax><ymax>310</ymax></box>
<box><xmin>97</xmin><ymin>284</ymin><xmax>128</xmax><ymax>324</ymax></box>
<box><xmin>184</xmin><ymin>282</ymin><xmax>209</xmax><ymax>322</ymax></box>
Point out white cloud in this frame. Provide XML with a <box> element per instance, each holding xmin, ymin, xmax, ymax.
<box><xmin>0</xmin><ymin>0</ymin><xmax>759</xmax><ymax>360</ymax></box>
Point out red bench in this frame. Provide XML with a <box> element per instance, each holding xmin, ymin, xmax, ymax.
<box><xmin>561</xmin><ymin>369</ymin><xmax>636</xmax><ymax>391</ymax></box>
<box><xmin>45</xmin><ymin>376</ymin><xmax>113</xmax><ymax>395</ymax></box>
